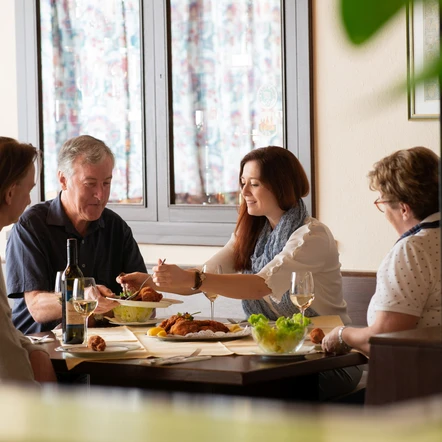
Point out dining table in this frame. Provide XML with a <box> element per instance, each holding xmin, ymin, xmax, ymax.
<box><xmin>35</xmin><ymin>316</ymin><xmax>368</xmax><ymax>402</ymax></box>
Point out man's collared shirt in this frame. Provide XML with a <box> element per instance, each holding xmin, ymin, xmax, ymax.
<box><xmin>6</xmin><ymin>193</ymin><xmax>147</xmax><ymax>334</ymax></box>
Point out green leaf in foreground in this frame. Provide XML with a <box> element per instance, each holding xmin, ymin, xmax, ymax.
<box><xmin>341</xmin><ymin>0</ymin><xmax>409</xmax><ymax>45</ymax></box>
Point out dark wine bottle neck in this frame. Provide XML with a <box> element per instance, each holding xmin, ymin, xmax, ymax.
<box><xmin>67</xmin><ymin>240</ymin><xmax>78</xmax><ymax>265</ymax></box>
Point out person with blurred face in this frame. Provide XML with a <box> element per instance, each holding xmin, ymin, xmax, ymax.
<box><xmin>323</xmin><ymin>147</ymin><xmax>440</xmax><ymax>357</ymax></box>
<box><xmin>7</xmin><ymin>135</ymin><xmax>146</xmax><ymax>334</ymax></box>
<box><xmin>0</xmin><ymin>137</ymin><xmax>56</xmax><ymax>384</ymax></box>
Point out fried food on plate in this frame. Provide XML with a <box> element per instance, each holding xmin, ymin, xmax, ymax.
<box><xmin>159</xmin><ymin>313</ymin><xmax>229</xmax><ymax>336</ymax></box>
<box><xmin>137</xmin><ymin>286</ymin><xmax>163</xmax><ymax>302</ymax></box>
<box><xmin>309</xmin><ymin>327</ymin><xmax>325</xmax><ymax>344</ymax></box>
<box><xmin>88</xmin><ymin>335</ymin><xmax>106</xmax><ymax>351</ymax></box>
<box><xmin>171</xmin><ymin>319</ymin><xmax>229</xmax><ymax>336</ymax></box>
<box><xmin>159</xmin><ymin>313</ymin><xmax>192</xmax><ymax>332</ymax></box>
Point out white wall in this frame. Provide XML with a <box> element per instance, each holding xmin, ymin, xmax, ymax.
<box><xmin>312</xmin><ymin>0</ymin><xmax>440</xmax><ymax>271</ymax></box>
<box><xmin>0</xmin><ymin>0</ymin><xmax>440</xmax><ymax>272</ymax></box>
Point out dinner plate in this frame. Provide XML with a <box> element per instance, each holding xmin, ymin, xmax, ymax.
<box><xmin>106</xmin><ymin>297</ymin><xmax>183</xmax><ymax>308</ymax></box>
<box><xmin>153</xmin><ymin>327</ymin><xmax>251</xmax><ymax>342</ymax></box>
<box><xmin>255</xmin><ymin>345</ymin><xmax>316</xmax><ymax>361</ymax></box>
<box><xmin>56</xmin><ymin>343</ymin><xmax>141</xmax><ymax>358</ymax></box>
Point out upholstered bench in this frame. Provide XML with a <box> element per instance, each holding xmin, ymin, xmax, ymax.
<box><xmin>331</xmin><ymin>271</ymin><xmax>376</xmax><ymax>404</ymax></box>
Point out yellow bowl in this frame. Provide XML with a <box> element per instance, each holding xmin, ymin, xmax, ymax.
<box><xmin>112</xmin><ymin>305</ymin><xmax>154</xmax><ymax>323</ymax></box>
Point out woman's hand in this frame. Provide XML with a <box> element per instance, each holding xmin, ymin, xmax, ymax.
<box><xmin>152</xmin><ymin>260</ymin><xmax>195</xmax><ymax>289</ymax></box>
<box><xmin>321</xmin><ymin>326</ymin><xmax>350</xmax><ymax>355</ymax></box>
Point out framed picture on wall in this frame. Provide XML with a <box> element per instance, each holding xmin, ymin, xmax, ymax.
<box><xmin>407</xmin><ymin>0</ymin><xmax>440</xmax><ymax>119</ymax></box>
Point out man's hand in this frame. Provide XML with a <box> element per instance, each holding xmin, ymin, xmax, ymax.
<box><xmin>93</xmin><ymin>285</ymin><xmax>119</xmax><ymax>314</ymax></box>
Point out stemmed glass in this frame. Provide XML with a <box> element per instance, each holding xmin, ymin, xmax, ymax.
<box><xmin>72</xmin><ymin>277</ymin><xmax>99</xmax><ymax>344</ymax></box>
<box><xmin>202</xmin><ymin>264</ymin><xmax>222</xmax><ymax>320</ymax></box>
<box><xmin>289</xmin><ymin>271</ymin><xmax>315</xmax><ymax>324</ymax></box>
<box><xmin>54</xmin><ymin>271</ymin><xmax>63</xmax><ymax>303</ymax></box>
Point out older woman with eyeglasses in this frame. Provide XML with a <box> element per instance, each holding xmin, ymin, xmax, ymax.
<box><xmin>323</xmin><ymin>146</ymin><xmax>440</xmax><ymax>356</ymax></box>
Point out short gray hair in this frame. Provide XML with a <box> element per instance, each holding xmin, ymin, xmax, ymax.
<box><xmin>58</xmin><ymin>135</ymin><xmax>115</xmax><ymax>178</ymax></box>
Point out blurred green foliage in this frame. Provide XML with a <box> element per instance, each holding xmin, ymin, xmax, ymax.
<box><xmin>340</xmin><ymin>0</ymin><xmax>441</xmax><ymax>84</ymax></box>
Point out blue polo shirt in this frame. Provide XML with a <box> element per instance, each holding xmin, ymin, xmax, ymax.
<box><xmin>6</xmin><ymin>193</ymin><xmax>147</xmax><ymax>334</ymax></box>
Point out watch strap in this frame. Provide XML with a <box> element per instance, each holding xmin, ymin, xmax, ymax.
<box><xmin>191</xmin><ymin>270</ymin><xmax>205</xmax><ymax>291</ymax></box>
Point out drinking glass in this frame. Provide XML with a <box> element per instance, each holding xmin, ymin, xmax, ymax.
<box><xmin>54</xmin><ymin>271</ymin><xmax>63</xmax><ymax>303</ymax></box>
<box><xmin>202</xmin><ymin>264</ymin><xmax>222</xmax><ymax>321</ymax></box>
<box><xmin>72</xmin><ymin>277</ymin><xmax>99</xmax><ymax>344</ymax></box>
<box><xmin>289</xmin><ymin>271</ymin><xmax>315</xmax><ymax>324</ymax></box>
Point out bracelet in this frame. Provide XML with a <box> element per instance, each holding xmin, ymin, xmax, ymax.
<box><xmin>338</xmin><ymin>326</ymin><xmax>352</xmax><ymax>352</ymax></box>
<box><xmin>191</xmin><ymin>270</ymin><xmax>206</xmax><ymax>291</ymax></box>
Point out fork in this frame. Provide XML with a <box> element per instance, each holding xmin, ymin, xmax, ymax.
<box><xmin>143</xmin><ymin>348</ymin><xmax>202</xmax><ymax>366</ymax></box>
<box><xmin>227</xmin><ymin>318</ymin><xmax>249</xmax><ymax>325</ymax></box>
<box><xmin>126</xmin><ymin>259</ymin><xmax>166</xmax><ymax>300</ymax></box>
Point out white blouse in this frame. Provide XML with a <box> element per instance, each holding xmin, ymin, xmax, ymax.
<box><xmin>367</xmin><ymin>213</ymin><xmax>441</xmax><ymax>328</ymax></box>
<box><xmin>204</xmin><ymin>217</ymin><xmax>351</xmax><ymax>324</ymax></box>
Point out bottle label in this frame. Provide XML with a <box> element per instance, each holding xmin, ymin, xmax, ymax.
<box><xmin>65</xmin><ymin>290</ymin><xmax>83</xmax><ymax>325</ymax></box>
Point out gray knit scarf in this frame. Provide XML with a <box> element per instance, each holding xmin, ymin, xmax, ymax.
<box><xmin>242</xmin><ymin>200</ymin><xmax>317</xmax><ymax>320</ymax></box>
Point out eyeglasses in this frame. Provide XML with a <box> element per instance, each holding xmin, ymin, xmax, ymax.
<box><xmin>374</xmin><ymin>197</ymin><xmax>393</xmax><ymax>213</ymax></box>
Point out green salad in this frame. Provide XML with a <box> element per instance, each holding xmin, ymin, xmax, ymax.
<box><xmin>248</xmin><ymin>313</ymin><xmax>311</xmax><ymax>353</ymax></box>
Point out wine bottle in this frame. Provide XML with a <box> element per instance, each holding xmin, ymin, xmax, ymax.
<box><xmin>61</xmin><ymin>238</ymin><xmax>84</xmax><ymax>344</ymax></box>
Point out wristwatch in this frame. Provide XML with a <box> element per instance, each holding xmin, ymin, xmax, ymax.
<box><xmin>338</xmin><ymin>326</ymin><xmax>352</xmax><ymax>353</ymax></box>
<box><xmin>191</xmin><ymin>270</ymin><xmax>206</xmax><ymax>291</ymax></box>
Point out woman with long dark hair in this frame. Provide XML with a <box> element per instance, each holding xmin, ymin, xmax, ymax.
<box><xmin>122</xmin><ymin>146</ymin><xmax>349</xmax><ymax>322</ymax></box>
<box><xmin>121</xmin><ymin>146</ymin><xmax>360</xmax><ymax>400</ymax></box>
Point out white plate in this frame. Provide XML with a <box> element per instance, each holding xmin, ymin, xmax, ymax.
<box><xmin>56</xmin><ymin>343</ymin><xmax>141</xmax><ymax>358</ymax></box>
<box><xmin>105</xmin><ymin>317</ymin><xmax>165</xmax><ymax>326</ymax></box>
<box><xmin>255</xmin><ymin>345</ymin><xmax>316</xmax><ymax>360</ymax></box>
<box><xmin>106</xmin><ymin>297</ymin><xmax>183</xmax><ymax>308</ymax></box>
<box><xmin>153</xmin><ymin>327</ymin><xmax>251</xmax><ymax>342</ymax></box>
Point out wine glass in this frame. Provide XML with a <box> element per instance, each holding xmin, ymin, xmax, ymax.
<box><xmin>54</xmin><ymin>271</ymin><xmax>63</xmax><ymax>303</ymax></box>
<box><xmin>290</xmin><ymin>271</ymin><xmax>315</xmax><ymax>325</ymax></box>
<box><xmin>202</xmin><ymin>264</ymin><xmax>222</xmax><ymax>321</ymax></box>
<box><xmin>72</xmin><ymin>277</ymin><xmax>99</xmax><ymax>344</ymax></box>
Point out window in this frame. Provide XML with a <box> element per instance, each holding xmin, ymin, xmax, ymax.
<box><xmin>16</xmin><ymin>0</ymin><xmax>312</xmax><ymax>246</ymax></box>
<box><xmin>39</xmin><ymin>0</ymin><xmax>143</xmax><ymax>204</ymax></box>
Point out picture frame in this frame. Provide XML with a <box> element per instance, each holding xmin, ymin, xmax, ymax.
<box><xmin>407</xmin><ymin>0</ymin><xmax>440</xmax><ymax>119</ymax></box>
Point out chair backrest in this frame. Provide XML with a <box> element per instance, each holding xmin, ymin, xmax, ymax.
<box><xmin>342</xmin><ymin>272</ymin><xmax>376</xmax><ymax>327</ymax></box>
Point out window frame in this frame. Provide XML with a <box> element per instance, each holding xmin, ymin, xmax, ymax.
<box><xmin>15</xmin><ymin>0</ymin><xmax>313</xmax><ymax>247</ymax></box>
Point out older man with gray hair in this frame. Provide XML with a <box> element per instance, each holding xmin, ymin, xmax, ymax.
<box><xmin>7</xmin><ymin>135</ymin><xmax>146</xmax><ymax>334</ymax></box>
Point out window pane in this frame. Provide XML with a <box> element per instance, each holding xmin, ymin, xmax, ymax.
<box><xmin>39</xmin><ymin>0</ymin><xmax>143</xmax><ymax>204</ymax></box>
<box><xmin>169</xmin><ymin>0</ymin><xmax>283</xmax><ymax>205</ymax></box>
